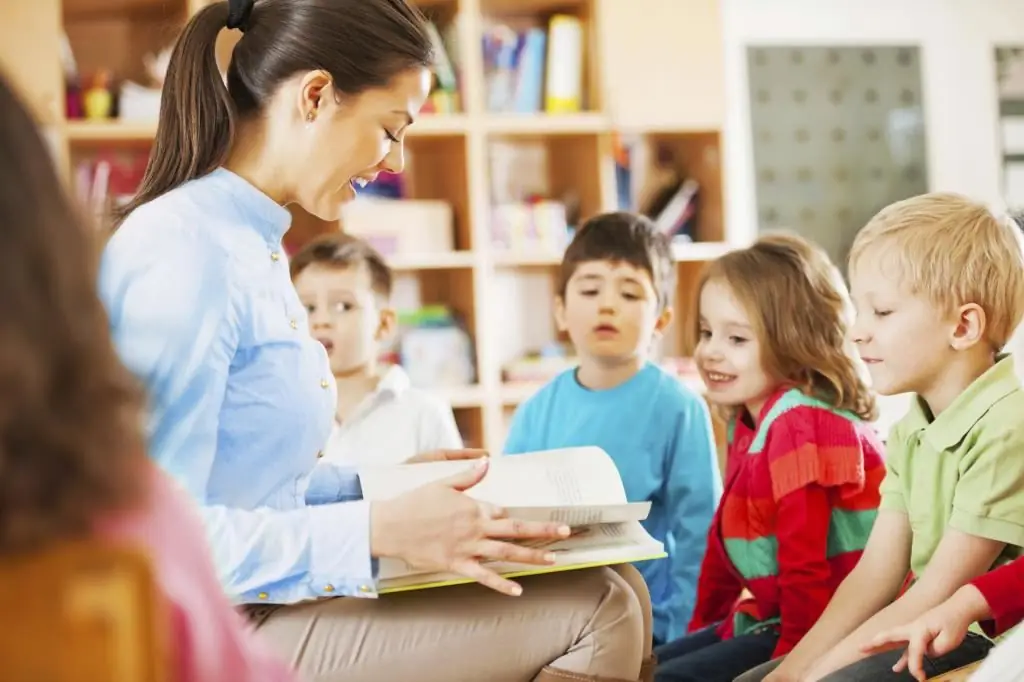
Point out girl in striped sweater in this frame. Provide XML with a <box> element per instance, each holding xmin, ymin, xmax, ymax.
<box><xmin>654</xmin><ymin>233</ymin><xmax>885</xmax><ymax>682</ymax></box>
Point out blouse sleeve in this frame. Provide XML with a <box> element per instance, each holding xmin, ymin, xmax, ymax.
<box><xmin>100</xmin><ymin>216</ymin><xmax>376</xmax><ymax>603</ymax></box>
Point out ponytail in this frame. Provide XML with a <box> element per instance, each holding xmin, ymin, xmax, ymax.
<box><xmin>114</xmin><ymin>2</ymin><xmax>235</xmax><ymax>226</ymax></box>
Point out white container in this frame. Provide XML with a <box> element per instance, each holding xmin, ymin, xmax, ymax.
<box><xmin>341</xmin><ymin>198</ymin><xmax>454</xmax><ymax>256</ymax></box>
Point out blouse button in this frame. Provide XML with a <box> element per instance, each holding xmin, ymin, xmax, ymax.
<box><xmin>358</xmin><ymin>584</ymin><xmax>372</xmax><ymax>594</ymax></box>
<box><xmin>289</xmin><ymin>319</ymin><xmax>298</xmax><ymax>330</ymax></box>
<box><xmin>320</xmin><ymin>379</ymin><xmax>330</xmax><ymax>389</ymax></box>
<box><xmin>317</xmin><ymin>450</ymin><xmax>324</xmax><ymax>459</ymax></box>
<box><xmin>323</xmin><ymin>584</ymin><xmax>335</xmax><ymax>593</ymax></box>
<box><xmin>270</xmin><ymin>251</ymin><xmax>281</xmax><ymax>262</ymax></box>
<box><xmin>257</xmin><ymin>592</ymin><xmax>269</xmax><ymax>600</ymax></box>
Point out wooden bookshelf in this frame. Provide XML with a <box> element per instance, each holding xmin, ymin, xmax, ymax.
<box><xmin>0</xmin><ymin>0</ymin><xmax>730</xmax><ymax>453</ymax></box>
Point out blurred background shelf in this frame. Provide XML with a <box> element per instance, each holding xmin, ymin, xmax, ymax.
<box><xmin>65</xmin><ymin>119</ymin><xmax>157</xmax><ymax>142</ymax></box>
<box><xmin>0</xmin><ymin>0</ymin><xmax>731</xmax><ymax>453</ymax></box>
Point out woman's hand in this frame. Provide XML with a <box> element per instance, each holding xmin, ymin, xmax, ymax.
<box><xmin>860</xmin><ymin>585</ymin><xmax>990</xmax><ymax>682</ymax></box>
<box><xmin>404</xmin><ymin>448</ymin><xmax>488</xmax><ymax>464</ymax></box>
<box><xmin>369</xmin><ymin>459</ymin><xmax>571</xmax><ymax>596</ymax></box>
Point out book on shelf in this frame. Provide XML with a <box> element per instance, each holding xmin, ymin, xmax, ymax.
<box><xmin>357</xmin><ymin>446</ymin><xmax>666</xmax><ymax>594</ymax></box>
<box><xmin>482</xmin><ymin>14</ymin><xmax>583</xmax><ymax>114</ymax></box>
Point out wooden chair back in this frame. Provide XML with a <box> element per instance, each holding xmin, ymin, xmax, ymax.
<box><xmin>0</xmin><ymin>540</ymin><xmax>166</xmax><ymax>682</ymax></box>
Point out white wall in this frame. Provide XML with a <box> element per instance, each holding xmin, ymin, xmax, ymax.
<box><xmin>720</xmin><ymin>0</ymin><xmax>1024</xmax><ymax>246</ymax></box>
<box><xmin>720</xmin><ymin>0</ymin><xmax>1024</xmax><ymax>431</ymax></box>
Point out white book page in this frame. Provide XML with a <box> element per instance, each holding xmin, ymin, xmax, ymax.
<box><xmin>358</xmin><ymin>446</ymin><xmax>628</xmax><ymax>508</ymax></box>
<box><xmin>517</xmin><ymin>520</ymin><xmax>661</xmax><ymax>554</ymax></box>
<box><xmin>503</xmin><ymin>502</ymin><xmax>651</xmax><ymax>526</ymax></box>
<box><xmin>966</xmin><ymin>625</ymin><xmax>1024</xmax><ymax>681</ymax></box>
<box><xmin>378</xmin><ymin>521</ymin><xmax>664</xmax><ymax>583</ymax></box>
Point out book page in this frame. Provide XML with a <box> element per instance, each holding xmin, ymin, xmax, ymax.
<box><xmin>377</xmin><ymin>521</ymin><xmax>665</xmax><ymax>586</ymax></box>
<box><xmin>516</xmin><ymin>520</ymin><xmax>659</xmax><ymax>553</ymax></box>
<box><xmin>358</xmin><ymin>447</ymin><xmax>628</xmax><ymax>508</ymax></box>
<box><xmin>503</xmin><ymin>502</ymin><xmax>651</xmax><ymax>526</ymax></box>
<box><xmin>965</xmin><ymin>625</ymin><xmax>1023</xmax><ymax>681</ymax></box>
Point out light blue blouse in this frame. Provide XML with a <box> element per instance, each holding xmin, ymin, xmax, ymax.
<box><xmin>99</xmin><ymin>168</ymin><xmax>377</xmax><ymax>604</ymax></box>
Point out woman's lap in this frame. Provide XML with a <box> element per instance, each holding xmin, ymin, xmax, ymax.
<box><xmin>249</xmin><ymin>566</ymin><xmax>647</xmax><ymax>682</ymax></box>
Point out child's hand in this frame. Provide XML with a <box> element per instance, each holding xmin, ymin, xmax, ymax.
<box><xmin>405</xmin><ymin>448</ymin><xmax>488</xmax><ymax>464</ymax></box>
<box><xmin>860</xmin><ymin>585</ymin><xmax>989</xmax><ymax>682</ymax></box>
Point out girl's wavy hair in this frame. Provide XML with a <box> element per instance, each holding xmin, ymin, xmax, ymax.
<box><xmin>0</xmin><ymin>75</ymin><xmax>146</xmax><ymax>555</ymax></box>
<box><xmin>691</xmin><ymin>232</ymin><xmax>877</xmax><ymax>423</ymax></box>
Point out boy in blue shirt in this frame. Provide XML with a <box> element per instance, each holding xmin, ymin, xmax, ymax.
<box><xmin>503</xmin><ymin>212</ymin><xmax>722</xmax><ymax>646</ymax></box>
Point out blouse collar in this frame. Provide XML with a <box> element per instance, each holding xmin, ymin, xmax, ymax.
<box><xmin>207</xmin><ymin>167</ymin><xmax>292</xmax><ymax>244</ymax></box>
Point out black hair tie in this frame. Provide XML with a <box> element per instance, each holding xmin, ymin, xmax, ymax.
<box><xmin>226</xmin><ymin>0</ymin><xmax>255</xmax><ymax>32</ymax></box>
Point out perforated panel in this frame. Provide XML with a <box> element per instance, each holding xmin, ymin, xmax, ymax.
<box><xmin>746</xmin><ymin>46</ymin><xmax>929</xmax><ymax>268</ymax></box>
<box><xmin>995</xmin><ymin>47</ymin><xmax>1024</xmax><ymax>210</ymax></box>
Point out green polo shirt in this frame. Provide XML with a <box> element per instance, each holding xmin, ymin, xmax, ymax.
<box><xmin>880</xmin><ymin>354</ymin><xmax>1024</xmax><ymax>579</ymax></box>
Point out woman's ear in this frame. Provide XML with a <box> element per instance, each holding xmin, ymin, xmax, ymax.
<box><xmin>297</xmin><ymin>70</ymin><xmax>332</xmax><ymax>123</ymax></box>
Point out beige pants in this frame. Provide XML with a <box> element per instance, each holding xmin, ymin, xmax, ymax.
<box><xmin>249</xmin><ymin>565</ymin><xmax>653</xmax><ymax>682</ymax></box>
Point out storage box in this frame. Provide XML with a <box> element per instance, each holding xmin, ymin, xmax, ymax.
<box><xmin>340</xmin><ymin>198</ymin><xmax>454</xmax><ymax>256</ymax></box>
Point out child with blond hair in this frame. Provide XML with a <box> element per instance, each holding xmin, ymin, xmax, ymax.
<box><xmin>653</xmin><ymin>233</ymin><xmax>885</xmax><ymax>682</ymax></box>
<box><xmin>740</xmin><ymin>192</ymin><xmax>1024</xmax><ymax>682</ymax></box>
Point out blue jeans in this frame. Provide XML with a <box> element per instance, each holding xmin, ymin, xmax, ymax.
<box><xmin>654</xmin><ymin>623</ymin><xmax>779</xmax><ymax>682</ymax></box>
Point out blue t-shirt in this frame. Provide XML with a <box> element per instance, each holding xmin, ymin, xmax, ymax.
<box><xmin>504</xmin><ymin>362</ymin><xmax>722</xmax><ymax>643</ymax></box>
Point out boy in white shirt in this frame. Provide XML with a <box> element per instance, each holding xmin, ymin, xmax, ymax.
<box><xmin>291</xmin><ymin>233</ymin><xmax>463</xmax><ymax>466</ymax></box>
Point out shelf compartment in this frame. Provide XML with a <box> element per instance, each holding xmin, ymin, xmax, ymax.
<box><xmin>480</xmin><ymin>0</ymin><xmax>600</xmax><ymax>114</ymax></box>
<box><xmin>452</xmin><ymin>406</ymin><xmax>485</xmax><ymax>449</ymax></box>
<box><xmin>286</xmin><ymin>135</ymin><xmax>471</xmax><ymax>254</ymax></box>
<box><xmin>622</xmin><ymin>130</ymin><xmax>725</xmax><ymax>245</ymax></box>
<box><xmin>64</xmin><ymin>0</ymin><xmax>186</xmax><ymax>88</ymax></box>
<box><xmin>486</xmin><ymin>132</ymin><xmax>606</xmax><ymax>256</ymax></box>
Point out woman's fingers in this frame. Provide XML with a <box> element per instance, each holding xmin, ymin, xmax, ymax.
<box><xmin>451</xmin><ymin>558</ymin><xmax>523</xmax><ymax>596</ymax></box>
<box><xmin>473</xmin><ymin>539</ymin><xmax>558</xmax><ymax>566</ymax></box>
<box><xmin>481</xmin><ymin>516</ymin><xmax>571</xmax><ymax>540</ymax></box>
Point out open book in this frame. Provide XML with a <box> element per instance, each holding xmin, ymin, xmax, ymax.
<box><xmin>357</xmin><ymin>446</ymin><xmax>667</xmax><ymax>593</ymax></box>
<box><xmin>960</xmin><ymin>623</ymin><xmax>1023</xmax><ymax>681</ymax></box>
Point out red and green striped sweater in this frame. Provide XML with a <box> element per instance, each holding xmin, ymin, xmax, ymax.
<box><xmin>688</xmin><ymin>387</ymin><xmax>885</xmax><ymax>658</ymax></box>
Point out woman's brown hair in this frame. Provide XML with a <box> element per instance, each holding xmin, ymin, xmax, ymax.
<box><xmin>0</xmin><ymin>75</ymin><xmax>145</xmax><ymax>554</ymax></box>
<box><xmin>692</xmin><ymin>232</ymin><xmax>877</xmax><ymax>422</ymax></box>
<box><xmin>115</xmin><ymin>0</ymin><xmax>433</xmax><ymax>224</ymax></box>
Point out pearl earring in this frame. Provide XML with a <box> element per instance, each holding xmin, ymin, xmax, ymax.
<box><xmin>305</xmin><ymin>111</ymin><xmax>316</xmax><ymax>123</ymax></box>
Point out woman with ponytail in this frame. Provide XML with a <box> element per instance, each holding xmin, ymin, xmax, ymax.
<box><xmin>100</xmin><ymin>1</ymin><xmax>653</xmax><ymax>681</ymax></box>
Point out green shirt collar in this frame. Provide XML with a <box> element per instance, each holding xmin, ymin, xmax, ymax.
<box><xmin>899</xmin><ymin>354</ymin><xmax>1020</xmax><ymax>450</ymax></box>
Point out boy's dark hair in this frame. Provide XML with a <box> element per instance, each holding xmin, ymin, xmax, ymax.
<box><xmin>558</xmin><ymin>212</ymin><xmax>675</xmax><ymax>309</ymax></box>
<box><xmin>290</xmin><ymin>232</ymin><xmax>393</xmax><ymax>298</ymax></box>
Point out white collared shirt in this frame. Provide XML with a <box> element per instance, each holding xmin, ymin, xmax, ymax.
<box><xmin>322</xmin><ymin>365</ymin><xmax>463</xmax><ymax>466</ymax></box>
